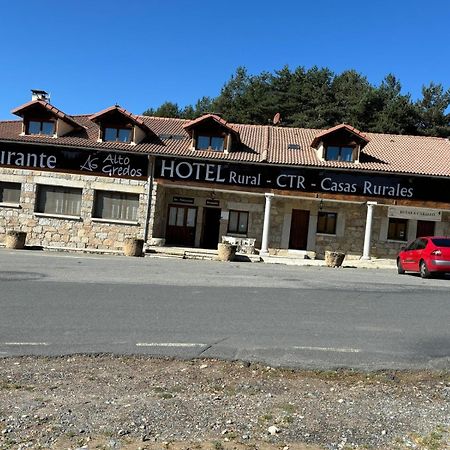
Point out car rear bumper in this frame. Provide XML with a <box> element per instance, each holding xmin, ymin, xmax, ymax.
<box><xmin>429</xmin><ymin>259</ymin><xmax>450</xmax><ymax>269</ymax></box>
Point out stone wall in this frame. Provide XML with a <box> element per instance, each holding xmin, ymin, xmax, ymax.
<box><xmin>150</xmin><ymin>183</ymin><xmax>265</xmax><ymax>247</ymax></box>
<box><xmin>258</xmin><ymin>198</ymin><xmax>450</xmax><ymax>259</ymax></box>
<box><xmin>4</xmin><ymin>168</ymin><xmax>449</xmax><ymax>258</ymax></box>
<box><xmin>149</xmin><ymin>185</ymin><xmax>450</xmax><ymax>258</ymax></box>
<box><xmin>0</xmin><ymin>168</ymin><xmax>149</xmax><ymax>251</ymax></box>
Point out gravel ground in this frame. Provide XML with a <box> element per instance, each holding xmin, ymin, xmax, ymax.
<box><xmin>0</xmin><ymin>355</ymin><xmax>449</xmax><ymax>450</ymax></box>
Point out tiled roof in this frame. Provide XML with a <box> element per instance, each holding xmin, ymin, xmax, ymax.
<box><xmin>89</xmin><ymin>105</ymin><xmax>155</xmax><ymax>135</ymax></box>
<box><xmin>1</xmin><ymin>110</ymin><xmax>450</xmax><ymax>177</ymax></box>
<box><xmin>11</xmin><ymin>100</ymin><xmax>83</xmax><ymax>129</ymax></box>
<box><xmin>266</xmin><ymin>126</ymin><xmax>450</xmax><ymax>177</ymax></box>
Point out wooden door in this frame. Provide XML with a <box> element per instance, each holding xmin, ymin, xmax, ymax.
<box><xmin>165</xmin><ymin>205</ymin><xmax>197</xmax><ymax>247</ymax></box>
<box><xmin>289</xmin><ymin>209</ymin><xmax>310</xmax><ymax>250</ymax></box>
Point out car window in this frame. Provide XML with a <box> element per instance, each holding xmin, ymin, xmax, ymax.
<box><xmin>431</xmin><ymin>238</ymin><xmax>450</xmax><ymax>247</ymax></box>
<box><xmin>416</xmin><ymin>239</ymin><xmax>428</xmax><ymax>250</ymax></box>
<box><xmin>405</xmin><ymin>240</ymin><xmax>418</xmax><ymax>251</ymax></box>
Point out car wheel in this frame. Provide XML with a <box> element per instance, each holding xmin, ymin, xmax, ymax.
<box><xmin>397</xmin><ymin>259</ymin><xmax>405</xmax><ymax>274</ymax></box>
<box><xmin>419</xmin><ymin>260</ymin><xmax>431</xmax><ymax>279</ymax></box>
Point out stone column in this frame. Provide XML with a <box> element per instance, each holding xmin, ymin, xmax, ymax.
<box><xmin>361</xmin><ymin>201</ymin><xmax>377</xmax><ymax>260</ymax></box>
<box><xmin>260</xmin><ymin>193</ymin><xmax>274</xmax><ymax>256</ymax></box>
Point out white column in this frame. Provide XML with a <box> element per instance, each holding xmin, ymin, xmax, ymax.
<box><xmin>260</xmin><ymin>193</ymin><xmax>274</xmax><ymax>256</ymax></box>
<box><xmin>361</xmin><ymin>201</ymin><xmax>377</xmax><ymax>260</ymax></box>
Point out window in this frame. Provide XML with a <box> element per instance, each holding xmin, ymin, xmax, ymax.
<box><xmin>317</xmin><ymin>212</ymin><xmax>337</xmax><ymax>234</ymax></box>
<box><xmin>36</xmin><ymin>185</ymin><xmax>82</xmax><ymax>216</ymax></box>
<box><xmin>416</xmin><ymin>238</ymin><xmax>427</xmax><ymax>250</ymax></box>
<box><xmin>388</xmin><ymin>218</ymin><xmax>408</xmax><ymax>241</ymax></box>
<box><xmin>168</xmin><ymin>206</ymin><xmax>197</xmax><ymax>227</ymax></box>
<box><xmin>197</xmin><ymin>135</ymin><xmax>224</xmax><ymax>151</ymax></box>
<box><xmin>0</xmin><ymin>182</ymin><xmax>21</xmax><ymax>204</ymax></box>
<box><xmin>94</xmin><ymin>191</ymin><xmax>139</xmax><ymax>222</ymax></box>
<box><xmin>104</xmin><ymin>127</ymin><xmax>132</xmax><ymax>143</ymax></box>
<box><xmin>405</xmin><ymin>239</ymin><xmax>418</xmax><ymax>251</ymax></box>
<box><xmin>325</xmin><ymin>146</ymin><xmax>354</xmax><ymax>162</ymax></box>
<box><xmin>27</xmin><ymin>120</ymin><xmax>55</xmax><ymax>136</ymax></box>
<box><xmin>431</xmin><ymin>238</ymin><xmax>450</xmax><ymax>247</ymax></box>
<box><xmin>228</xmin><ymin>210</ymin><xmax>249</xmax><ymax>234</ymax></box>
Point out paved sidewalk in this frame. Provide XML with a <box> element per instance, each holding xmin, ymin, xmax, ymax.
<box><xmin>147</xmin><ymin>245</ymin><xmax>397</xmax><ymax>270</ymax></box>
<box><xmin>0</xmin><ymin>243</ymin><xmax>398</xmax><ymax>270</ymax></box>
<box><xmin>260</xmin><ymin>254</ymin><xmax>397</xmax><ymax>269</ymax></box>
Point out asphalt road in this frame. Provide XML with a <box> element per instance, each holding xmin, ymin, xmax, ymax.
<box><xmin>0</xmin><ymin>248</ymin><xmax>449</xmax><ymax>370</ymax></box>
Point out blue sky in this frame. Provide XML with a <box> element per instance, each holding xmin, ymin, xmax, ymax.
<box><xmin>1</xmin><ymin>0</ymin><xmax>449</xmax><ymax>120</ymax></box>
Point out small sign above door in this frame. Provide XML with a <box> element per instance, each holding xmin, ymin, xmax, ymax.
<box><xmin>206</xmin><ymin>199</ymin><xmax>220</xmax><ymax>206</ymax></box>
<box><xmin>388</xmin><ymin>206</ymin><xmax>442</xmax><ymax>221</ymax></box>
<box><xmin>173</xmin><ymin>196</ymin><xmax>194</xmax><ymax>204</ymax></box>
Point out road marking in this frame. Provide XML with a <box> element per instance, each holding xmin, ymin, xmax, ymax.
<box><xmin>136</xmin><ymin>342</ymin><xmax>205</xmax><ymax>348</ymax></box>
<box><xmin>292</xmin><ymin>346</ymin><xmax>361</xmax><ymax>353</ymax></box>
<box><xmin>2</xmin><ymin>342</ymin><xmax>50</xmax><ymax>346</ymax></box>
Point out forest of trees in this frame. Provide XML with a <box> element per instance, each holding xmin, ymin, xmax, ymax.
<box><xmin>143</xmin><ymin>66</ymin><xmax>450</xmax><ymax>137</ymax></box>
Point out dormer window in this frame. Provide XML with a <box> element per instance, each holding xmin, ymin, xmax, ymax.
<box><xmin>104</xmin><ymin>127</ymin><xmax>132</xmax><ymax>143</ymax></box>
<box><xmin>89</xmin><ymin>105</ymin><xmax>155</xmax><ymax>145</ymax></box>
<box><xmin>183</xmin><ymin>114</ymin><xmax>240</xmax><ymax>154</ymax></box>
<box><xmin>311</xmin><ymin>124</ymin><xmax>370</xmax><ymax>164</ymax></box>
<box><xmin>325</xmin><ymin>145</ymin><xmax>354</xmax><ymax>162</ymax></box>
<box><xmin>27</xmin><ymin>120</ymin><xmax>55</xmax><ymax>136</ymax></box>
<box><xmin>11</xmin><ymin>94</ymin><xmax>82</xmax><ymax>138</ymax></box>
<box><xmin>197</xmin><ymin>135</ymin><xmax>225</xmax><ymax>151</ymax></box>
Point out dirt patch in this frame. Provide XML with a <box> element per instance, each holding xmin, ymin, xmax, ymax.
<box><xmin>0</xmin><ymin>355</ymin><xmax>448</xmax><ymax>449</ymax></box>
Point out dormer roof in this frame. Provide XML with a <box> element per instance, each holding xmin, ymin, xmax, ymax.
<box><xmin>11</xmin><ymin>99</ymin><xmax>83</xmax><ymax>130</ymax></box>
<box><xmin>89</xmin><ymin>105</ymin><xmax>155</xmax><ymax>136</ymax></box>
<box><xmin>183</xmin><ymin>114</ymin><xmax>240</xmax><ymax>142</ymax></box>
<box><xmin>311</xmin><ymin>123</ymin><xmax>369</xmax><ymax>148</ymax></box>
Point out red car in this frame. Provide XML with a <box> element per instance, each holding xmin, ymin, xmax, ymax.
<box><xmin>397</xmin><ymin>236</ymin><xmax>450</xmax><ymax>278</ymax></box>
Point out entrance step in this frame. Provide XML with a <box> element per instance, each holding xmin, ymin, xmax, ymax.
<box><xmin>146</xmin><ymin>246</ymin><xmax>217</xmax><ymax>261</ymax></box>
<box><xmin>270</xmin><ymin>249</ymin><xmax>317</xmax><ymax>259</ymax></box>
<box><xmin>145</xmin><ymin>246</ymin><xmax>261</xmax><ymax>262</ymax></box>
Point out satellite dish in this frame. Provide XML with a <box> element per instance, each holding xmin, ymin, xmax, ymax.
<box><xmin>273</xmin><ymin>112</ymin><xmax>281</xmax><ymax>125</ymax></box>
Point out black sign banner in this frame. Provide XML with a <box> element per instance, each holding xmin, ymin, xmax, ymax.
<box><xmin>0</xmin><ymin>142</ymin><xmax>148</xmax><ymax>179</ymax></box>
<box><xmin>155</xmin><ymin>157</ymin><xmax>450</xmax><ymax>203</ymax></box>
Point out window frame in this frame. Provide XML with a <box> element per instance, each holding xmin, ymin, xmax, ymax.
<box><xmin>317</xmin><ymin>211</ymin><xmax>337</xmax><ymax>235</ymax></box>
<box><xmin>387</xmin><ymin>218</ymin><xmax>408</xmax><ymax>241</ymax></box>
<box><xmin>103</xmin><ymin>127</ymin><xmax>133</xmax><ymax>143</ymax></box>
<box><xmin>93</xmin><ymin>190</ymin><xmax>140</xmax><ymax>223</ymax></box>
<box><xmin>26</xmin><ymin>120</ymin><xmax>55</xmax><ymax>136</ymax></box>
<box><xmin>325</xmin><ymin>145</ymin><xmax>354</xmax><ymax>162</ymax></box>
<box><xmin>227</xmin><ymin>210</ymin><xmax>249</xmax><ymax>235</ymax></box>
<box><xmin>35</xmin><ymin>184</ymin><xmax>82</xmax><ymax>218</ymax></box>
<box><xmin>196</xmin><ymin>134</ymin><xmax>225</xmax><ymax>151</ymax></box>
<box><xmin>0</xmin><ymin>181</ymin><xmax>21</xmax><ymax>205</ymax></box>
